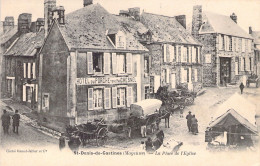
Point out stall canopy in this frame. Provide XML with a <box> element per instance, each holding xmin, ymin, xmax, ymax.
<box><xmin>209</xmin><ymin>93</ymin><xmax>258</xmax><ymax>134</ymax></box>
<box><xmin>130</xmin><ymin>99</ymin><xmax>162</xmax><ymax>117</ymax></box>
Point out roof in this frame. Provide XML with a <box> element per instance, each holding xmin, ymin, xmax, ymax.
<box><xmin>115</xmin><ymin>15</ymin><xmax>150</xmax><ymax>39</ymax></box>
<box><xmin>251</xmin><ymin>31</ymin><xmax>260</xmax><ymax>45</ymax></box>
<box><xmin>209</xmin><ymin>93</ymin><xmax>257</xmax><ymax>134</ymax></box>
<box><xmin>5</xmin><ymin>29</ymin><xmax>44</xmax><ymax>56</ymax></box>
<box><xmin>200</xmin><ymin>12</ymin><xmax>253</xmax><ymax>39</ymax></box>
<box><xmin>59</xmin><ymin>4</ymin><xmax>148</xmax><ymax>52</ymax></box>
<box><xmin>0</xmin><ymin>25</ymin><xmax>18</xmax><ymax>45</ymax></box>
<box><xmin>130</xmin><ymin>99</ymin><xmax>162</xmax><ymax>116</ymax></box>
<box><xmin>140</xmin><ymin>12</ymin><xmax>201</xmax><ymax>45</ymax></box>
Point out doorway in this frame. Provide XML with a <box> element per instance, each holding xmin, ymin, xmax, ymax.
<box><xmin>220</xmin><ymin>57</ymin><xmax>231</xmax><ymax>85</ymax></box>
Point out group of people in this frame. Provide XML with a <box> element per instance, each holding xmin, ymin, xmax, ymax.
<box><xmin>186</xmin><ymin>111</ymin><xmax>199</xmax><ymax>135</ymax></box>
<box><xmin>1</xmin><ymin>109</ymin><xmax>20</xmax><ymax>135</ymax></box>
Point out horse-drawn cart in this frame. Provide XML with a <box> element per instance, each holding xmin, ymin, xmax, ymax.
<box><xmin>246</xmin><ymin>74</ymin><xmax>259</xmax><ymax>88</ymax></box>
<box><xmin>66</xmin><ymin>119</ymin><xmax>109</xmax><ymax>149</ymax></box>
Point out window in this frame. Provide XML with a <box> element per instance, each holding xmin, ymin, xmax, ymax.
<box><xmin>194</xmin><ymin>69</ymin><xmax>198</xmax><ymax>82</ymax></box>
<box><xmin>249</xmin><ymin>57</ymin><xmax>252</xmax><ymax>71</ymax></box>
<box><xmin>221</xmin><ymin>35</ymin><xmax>225</xmax><ymax>50</ymax></box>
<box><xmin>228</xmin><ymin>36</ymin><xmax>232</xmax><ymax>51</ymax></box>
<box><xmin>93</xmin><ymin>89</ymin><xmax>103</xmax><ymax>109</ymax></box>
<box><xmin>236</xmin><ymin>38</ymin><xmax>239</xmax><ymax>52</ymax></box>
<box><xmin>182</xmin><ymin>47</ymin><xmax>188</xmax><ymax>62</ymax></box>
<box><xmin>117</xmin><ymin>88</ymin><xmax>126</xmax><ymax>107</ymax></box>
<box><xmin>174</xmin><ymin>46</ymin><xmax>177</xmax><ymax>62</ymax></box>
<box><xmin>144</xmin><ymin>57</ymin><xmax>149</xmax><ymax>74</ymax></box>
<box><xmin>161</xmin><ymin>69</ymin><xmax>167</xmax><ymax>84</ymax></box>
<box><xmin>181</xmin><ymin>68</ymin><xmax>187</xmax><ymax>83</ymax></box>
<box><xmin>145</xmin><ymin>86</ymin><xmax>149</xmax><ymax>99</ymax></box>
<box><xmin>244</xmin><ymin>58</ymin><xmax>246</xmax><ymax>71</ymax></box>
<box><xmin>196</xmin><ymin>47</ymin><xmax>199</xmax><ymax>63</ymax></box>
<box><xmin>242</xmin><ymin>39</ymin><xmax>246</xmax><ymax>52</ymax></box>
<box><xmin>117</xmin><ymin>54</ymin><xmax>126</xmax><ymax>74</ymax></box>
<box><xmin>150</xmin><ymin>76</ymin><xmax>154</xmax><ymax>93</ymax></box>
<box><xmin>93</xmin><ymin>53</ymin><xmax>103</xmax><ymax>73</ymax></box>
<box><xmin>26</xmin><ymin>86</ymin><xmax>32</xmax><ymax>103</ymax></box>
<box><xmin>43</xmin><ymin>94</ymin><xmax>49</xmax><ymax>108</ymax></box>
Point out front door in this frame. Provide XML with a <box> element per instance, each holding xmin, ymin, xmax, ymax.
<box><xmin>220</xmin><ymin>57</ymin><xmax>231</xmax><ymax>85</ymax></box>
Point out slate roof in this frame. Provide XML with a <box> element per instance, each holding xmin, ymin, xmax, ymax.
<box><xmin>251</xmin><ymin>31</ymin><xmax>260</xmax><ymax>45</ymax></box>
<box><xmin>0</xmin><ymin>25</ymin><xmax>18</xmax><ymax>45</ymax></box>
<box><xmin>5</xmin><ymin>29</ymin><xmax>44</xmax><ymax>56</ymax></box>
<box><xmin>140</xmin><ymin>12</ymin><xmax>201</xmax><ymax>45</ymax></box>
<box><xmin>59</xmin><ymin>4</ymin><xmax>148</xmax><ymax>52</ymax></box>
<box><xmin>200</xmin><ymin>12</ymin><xmax>253</xmax><ymax>39</ymax></box>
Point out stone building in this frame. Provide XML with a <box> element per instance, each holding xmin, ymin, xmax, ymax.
<box><xmin>250</xmin><ymin>27</ymin><xmax>260</xmax><ymax>77</ymax></box>
<box><xmin>192</xmin><ymin>6</ymin><xmax>254</xmax><ymax>86</ymax></box>
<box><xmin>116</xmin><ymin>9</ymin><xmax>203</xmax><ymax>97</ymax></box>
<box><xmin>38</xmin><ymin>2</ymin><xmax>148</xmax><ymax>125</ymax></box>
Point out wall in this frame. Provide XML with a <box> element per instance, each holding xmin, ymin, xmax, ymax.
<box><xmin>40</xmin><ymin>22</ymin><xmax>69</xmax><ymax>117</ymax></box>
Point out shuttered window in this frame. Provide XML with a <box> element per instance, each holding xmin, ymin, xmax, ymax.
<box><xmin>93</xmin><ymin>89</ymin><xmax>103</xmax><ymax>109</ymax></box>
<box><xmin>112</xmin><ymin>53</ymin><xmax>117</xmax><ymax>74</ymax></box>
<box><xmin>87</xmin><ymin>52</ymin><xmax>93</xmax><ymax>74</ymax></box>
<box><xmin>88</xmin><ymin>88</ymin><xmax>94</xmax><ymax>110</ymax></box>
<box><xmin>127</xmin><ymin>87</ymin><xmax>133</xmax><ymax>107</ymax></box>
<box><xmin>182</xmin><ymin>46</ymin><xmax>188</xmax><ymax>62</ymax></box>
<box><xmin>126</xmin><ymin>53</ymin><xmax>132</xmax><ymax>74</ymax></box>
<box><xmin>104</xmin><ymin>53</ymin><xmax>110</xmax><ymax>74</ymax></box>
<box><xmin>169</xmin><ymin>45</ymin><xmax>175</xmax><ymax>62</ymax></box>
<box><xmin>112</xmin><ymin>87</ymin><xmax>117</xmax><ymax>108</ymax></box>
<box><xmin>117</xmin><ymin>88</ymin><xmax>126</xmax><ymax>107</ymax></box>
<box><xmin>104</xmin><ymin>88</ymin><xmax>111</xmax><ymax>109</ymax></box>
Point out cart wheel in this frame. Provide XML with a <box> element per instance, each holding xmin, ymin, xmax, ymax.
<box><xmin>96</xmin><ymin>127</ymin><xmax>108</xmax><ymax>146</ymax></box>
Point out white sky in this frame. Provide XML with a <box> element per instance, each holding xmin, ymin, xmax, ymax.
<box><xmin>1</xmin><ymin>0</ymin><xmax>260</xmax><ymax>31</ymax></box>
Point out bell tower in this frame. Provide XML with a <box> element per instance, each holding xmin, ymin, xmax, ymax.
<box><xmin>44</xmin><ymin>0</ymin><xmax>56</xmax><ymax>37</ymax></box>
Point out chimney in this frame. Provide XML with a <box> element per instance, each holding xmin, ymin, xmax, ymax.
<box><xmin>128</xmin><ymin>7</ymin><xmax>140</xmax><ymax>21</ymax></box>
<box><xmin>175</xmin><ymin>15</ymin><xmax>186</xmax><ymax>29</ymax></box>
<box><xmin>18</xmin><ymin>13</ymin><xmax>32</xmax><ymax>33</ymax></box>
<box><xmin>44</xmin><ymin>0</ymin><xmax>56</xmax><ymax>37</ymax></box>
<box><xmin>3</xmin><ymin>16</ymin><xmax>14</xmax><ymax>33</ymax></box>
<box><xmin>84</xmin><ymin>0</ymin><xmax>93</xmax><ymax>7</ymax></box>
<box><xmin>192</xmin><ymin>5</ymin><xmax>202</xmax><ymax>37</ymax></box>
<box><xmin>249</xmin><ymin>26</ymin><xmax>252</xmax><ymax>34</ymax></box>
<box><xmin>36</xmin><ymin>18</ymin><xmax>44</xmax><ymax>32</ymax></box>
<box><xmin>30</xmin><ymin>22</ymin><xmax>36</xmax><ymax>32</ymax></box>
<box><xmin>230</xmin><ymin>13</ymin><xmax>237</xmax><ymax>23</ymax></box>
<box><xmin>51</xmin><ymin>6</ymin><xmax>65</xmax><ymax>25</ymax></box>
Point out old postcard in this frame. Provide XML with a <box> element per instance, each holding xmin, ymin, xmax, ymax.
<box><xmin>0</xmin><ymin>0</ymin><xmax>260</xmax><ymax>165</ymax></box>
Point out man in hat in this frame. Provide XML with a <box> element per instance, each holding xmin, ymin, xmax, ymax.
<box><xmin>186</xmin><ymin>111</ymin><xmax>193</xmax><ymax>132</ymax></box>
<box><xmin>140</xmin><ymin>116</ymin><xmax>147</xmax><ymax>138</ymax></box>
<box><xmin>12</xmin><ymin>110</ymin><xmax>20</xmax><ymax>134</ymax></box>
<box><xmin>59</xmin><ymin>132</ymin><xmax>66</xmax><ymax>150</ymax></box>
<box><xmin>1</xmin><ymin>110</ymin><xmax>10</xmax><ymax>134</ymax></box>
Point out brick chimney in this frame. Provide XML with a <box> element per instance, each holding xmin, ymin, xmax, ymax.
<box><xmin>249</xmin><ymin>26</ymin><xmax>252</xmax><ymax>34</ymax></box>
<box><xmin>44</xmin><ymin>0</ymin><xmax>56</xmax><ymax>37</ymax></box>
<box><xmin>84</xmin><ymin>0</ymin><xmax>93</xmax><ymax>7</ymax></box>
<box><xmin>230</xmin><ymin>13</ymin><xmax>237</xmax><ymax>24</ymax></box>
<box><xmin>3</xmin><ymin>16</ymin><xmax>14</xmax><ymax>33</ymax></box>
<box><xmin>18</xmin><ymin>13</ymin><xmax>32</xmax><ymax>33</ymax></box>
<box><xmin>51</xmin><ymin>6</ymin><xmax>65</xmax><ymax>25</ymax></box>
<box><xmin>128</xmin><ymin>7</ymin><xmax>140</xmax><ymax>21</ymax></box>
<box><xmin>192</xmin><ymin>5</ymin><xmax>202</xmax><ymax>38</ymax></box>
<box><xmin>175</xmin><ymin>15</ymin><xmax>186</xmax><ymax>29</ymax></box>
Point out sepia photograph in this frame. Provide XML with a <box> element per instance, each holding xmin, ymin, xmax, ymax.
<box><xmin>0</xmin><ymin>0</ymin><xmax>260</xmax><ymax>165</ymax></box>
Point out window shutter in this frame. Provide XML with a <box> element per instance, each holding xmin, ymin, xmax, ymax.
<box><xmin>23</xmin><ymin>63</ymin><xmax>26</xmax><ymax>78</ymax></box>
<box><xmin>169</xmin><ymin>45</ymin><xmax>174</xmax><ymax>62</ymax></box>
<box><xmin>32</xmin><ymin>63</ymin><xmax>36</xmax><ymax>79</ymax></box>
<box><xmin>176</xmin><ymin>46</ymin><xmax>179</xmax><ymax>62</ymax></box>
<box><xmin>126</xmin><ymin>53</ymin><xmax>132</xmax><ymax>74</ymax></box>
<box><xmin>112</xmin><ymin>87</ymin><xmax>117</xmax><ymax>108</ymax></box>
<box><xmin>23</xmin><ymin>85</ymin><xmax>26</xmax><ymax>101</ymax></box>
<box><xmin>104</xmin><ymin>88</ymin><xmax>111</xmax><ymax>109</ymax></box>
<box><xmin>166</xmin><ymin>68</ymin><xmax>170</xmax><ymax>83</ymax></box>
<box><xmin>236</xmin><ymin>38</ymin><xmax>239</xmax><ymax>52</ymax></box>
<box><xmin>198</xmin><ymin>47</ymin><xmax>200</xmax><ymax>63</ymax></box>
<box><xmin>112</xmin><ymin>53</ymin><xmax>117</xmax><ymax>74</ymax></box>
<box><xmin>87</xmin><ymin>52</ymin><xmax>93</xmax><ymax>74</ymax></box>
<box><xmin>35</xmin><ymin>84</ymin><xmax>38</xmax><ymax>102</ymax></box>
<box><xmin>188</xmin><ymin>47</ymin><xmax>192</xmax><ymax>63</ymax></box>
<box><xmin>104</xmin><ymin>53</ymin><xmax>111</xmax><ymax>74</ymax></box>
<box><xmin>232</xmin><ymin>37</ymin><xmax>235</xmax><ymax>52</ymax></box>
<box><xmin>163</xmin><ymin>44</ymin><xmax>167</xmax><ymax>62</ymax></box>
<box><xmin>28</xmin><ymin>63</ymin><xmax>31</xmax><ymax>78</ymax></box>
<box><xmin>181</xmin><ymin>46</ymin><xmax>184</xmax><ymax>62</ymax></box>
<box><xmin>88</xmin><ymin>88</ymin><xmax>94</xmax><ymax>110</ymax></box>
<box><xmin>127</xmin><ymin>87</ymin><xmax>133</xmax><ymax>107</ymax></box>
<box><xmin>192</xmin><ymin>47</ymin><xmax>196</xmax><ymax>63</ymax></box>
<box><xmin>219</xmin><ymin>34</ymin><xmax>222</xmax><ymax>50</ymax></box>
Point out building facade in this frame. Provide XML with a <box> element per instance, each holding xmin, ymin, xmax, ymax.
<box><xmin>38</xmin><ymin>3</ymin><xmax>148</xmax><ymax>125</ymax></box>
<box><xmin>117</xmin><ymin>9</ymin><xmax>203</xmax><ymax>97</ymax></box>
<box><xmin>192</xmin><ymin>6</ymin><xmax>254</xmax><ymax>86</ymax></box>
<box><xmin>250</xmin><ymin>28</ymin><xmax>260</xmax><ymax>77</ymax></box>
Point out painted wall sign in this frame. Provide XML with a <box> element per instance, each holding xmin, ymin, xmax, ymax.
<box><xmin>76</xmin><ymin>77</ymin><xmax>136</xmax><ymax>85</ymax></box>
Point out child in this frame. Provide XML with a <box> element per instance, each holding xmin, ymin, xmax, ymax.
<box><xmin>140</xmin><ymin>141</ymin><xmax>146</xmax><ymax>150</ymax></box>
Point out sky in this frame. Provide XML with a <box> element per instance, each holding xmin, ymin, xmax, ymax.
<box><xmin>1</xmin><ymin>0</ymin><xmax>260</xmax><ymax>32</ymax></box>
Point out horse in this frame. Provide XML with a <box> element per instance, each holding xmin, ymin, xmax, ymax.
<box><xmin>160</xmin><ymin>110</ymin><xmax>171</xmax><ymax>128</ymax></box>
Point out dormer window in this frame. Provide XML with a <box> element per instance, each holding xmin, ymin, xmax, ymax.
<box><xmin>107</xmin><ymin>30</ymin><xmax>126</xmax><ymax>49</ymax></box>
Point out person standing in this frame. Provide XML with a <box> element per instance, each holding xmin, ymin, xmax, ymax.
<box><xmin>1</xmin><ymin>110</ymin><xmax>10</xmax><ymax>134</ymax></box>
<box><xmin>59</xmin><ymin>133</ymin><xmax>66</xmax><ymax>150</ymax></box>
<box><xmin>186</xmin><ymin>111</ymin><xmax>193</xmax><ymax>132</ymax></box>
<box><xmin>140</xmin><ymin>116</ymin><xmax>147</xmax><ymax>138</ymax></box>
<box><xmin>191</xmin><ymin>115</ymin><xmax>198</xmax><ymax>134</ymax></box>
<box><xmin>12</xmin><ymin>110</ymin><xmax>20</xmax><ymax>134</ymax></box>
<box><xmin>239</xmin><ymin>82</ymin><xmax>245</xmax><ymax>94</ymax></box>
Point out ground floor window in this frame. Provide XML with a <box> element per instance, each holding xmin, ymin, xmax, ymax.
<box><xmin>193</xmin><ymin>69</ymin><xmax>198</xmax><ymax>82</ymax></box>
<box><xmin>145</xmin><ymin>86</ymin><xmax>149</xmax><ymax>99</ymax></box>
<box><xmin>26</xmin><ymin>87</ymin><xmax>32</xmax><ymax>103</ymax></box>
<box><xmin>117</xmin><ymin>88</ymin><xmax>126</xmax><ymax>107</ymax></box>
<box><xmin>93</xmin><ymin>89</ymin><xmax>103</xmax><ymax>109</ymax></box>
